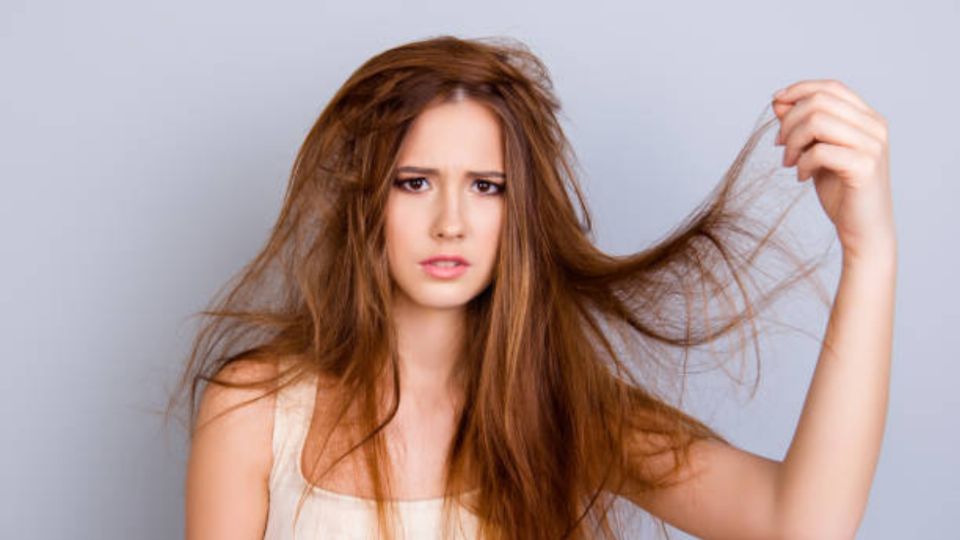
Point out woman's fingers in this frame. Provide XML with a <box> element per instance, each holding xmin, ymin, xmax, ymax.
<box><xmin>773</xmin><ymin>79</ymin><xmax>876</xmax><ymax>117</ymax></box>
<box><xmin>793</xmin><ymin>142</ymin><xmax>872</xmax><ymax>183</ymax></box>
<box><xmin>775</xmin><ymin>90</ymin><xmax>887</xmax><ymax>149</ymax></box>
<box><xmin>779</xmin><ymin>109</ymin><xmax>883</xmax><ymax>169</ymax></box>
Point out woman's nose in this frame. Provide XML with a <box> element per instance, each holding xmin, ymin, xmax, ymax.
<box><xmin>433</xmin><ymin>191</ymin><xmax>465</xmax><ymax>239</ymax></box>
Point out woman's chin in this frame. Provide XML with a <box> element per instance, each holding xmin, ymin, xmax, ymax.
<box><xmin>394</xmin><ymin>285</ymin><xmax>479</xmax><ymax>311</ymax></box>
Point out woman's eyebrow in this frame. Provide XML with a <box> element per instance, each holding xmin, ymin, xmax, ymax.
<box><xmin>396</xmin><ymin>165</ymin><xmax>506</xmax><ymax>179</ymax></box>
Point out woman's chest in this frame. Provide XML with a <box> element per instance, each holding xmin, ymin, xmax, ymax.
<box><xmin>301</xmin><ymin>402</ymin><xmax>458</xmax><ymax>499</ymax></box>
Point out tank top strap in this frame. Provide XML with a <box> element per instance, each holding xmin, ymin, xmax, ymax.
<box><xmin>269</xmin><ymin>358</ymin><xmax>317</xmax><ymax>489</ymax></box>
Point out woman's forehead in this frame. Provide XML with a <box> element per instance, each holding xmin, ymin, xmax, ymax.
<box><xmin>396</xmin><ymin>100</ymin><xmax>504</xmax><ymax>169</ymax></box>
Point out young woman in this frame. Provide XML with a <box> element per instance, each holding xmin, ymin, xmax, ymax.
<box><xmin>173</xmin><ymin>35</ymin><xmax>896</xmax><ymax>540</ymax></box>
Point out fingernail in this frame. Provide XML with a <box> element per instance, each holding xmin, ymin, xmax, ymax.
<box><xmin>773</xmin><ymin>88</ymin><xmax>786</xmax><ymax>100</ymax></box>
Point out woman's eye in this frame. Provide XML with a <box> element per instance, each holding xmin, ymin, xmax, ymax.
<box><xmin>473</xmin><ymin>179</ymin><xmax>505</xmax><ymax>195</ymax></box>
<box><xmin>393</xmin><ymin>177</ymin><xmax>505</xmax><ymax>195</ymax></box>
<box><xmin>394</xmin><ymin>177</ymin><xmax>429</xmax><ymax>192</ymax></box>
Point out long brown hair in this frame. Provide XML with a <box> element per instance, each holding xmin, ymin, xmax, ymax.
<box><xmin>167</xmin><ymin>34</ymin><xmax>831</xmax><ymax>539</ymax></box>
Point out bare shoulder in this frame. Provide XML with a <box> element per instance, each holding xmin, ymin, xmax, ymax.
<box><xmin>194</xmin><ymin>357</ymin><xmax>281</xmax><ymax>439</ymax></box>
<box><xmin>185</xmin><ymin>356</ymin><xmax>281</xmax><ymax>540</ymax></box>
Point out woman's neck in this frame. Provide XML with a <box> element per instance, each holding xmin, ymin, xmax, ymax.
<box><xmin>390</xmin><ymin>293</ymin><xmax>468</xmax><ymax>412</ymax></box>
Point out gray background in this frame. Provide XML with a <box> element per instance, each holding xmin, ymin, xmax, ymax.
<box><xmin>2</xmin><ymin>0</ymin><xmax>956</xmax><ymax>538</ymax></box>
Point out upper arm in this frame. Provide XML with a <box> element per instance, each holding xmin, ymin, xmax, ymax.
<box><xmin>622</xmin><ymin>437</ymin><xmax>784</xmax><ymax>540</ymax></box>
<box><xmin>185</xmin><ymin>359</ymin><xmax>278</xmax><ymax>540</ymax></box>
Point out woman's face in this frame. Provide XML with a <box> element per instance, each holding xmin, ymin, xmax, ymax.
<box><xmin>385</xmin><ymin>98</ymin><xmax>505</xmax><ymax>311</ymax></box>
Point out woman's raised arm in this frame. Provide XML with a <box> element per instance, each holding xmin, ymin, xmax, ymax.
<box><xmin>626</xmin><ymin>79</ymin><xmax>895</xmax><ymax>540</ymax></box>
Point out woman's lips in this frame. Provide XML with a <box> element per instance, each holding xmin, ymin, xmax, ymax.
<box><xmin>420</xmin><ymin>261</ymin><xmax>469</xmax><ymax>279</ymax></box>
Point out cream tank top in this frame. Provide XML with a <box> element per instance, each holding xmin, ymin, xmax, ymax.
<box><xmin>262</xmin><ymin>363</ymin><xmax>481</xmax><ymax>539</ymax></box>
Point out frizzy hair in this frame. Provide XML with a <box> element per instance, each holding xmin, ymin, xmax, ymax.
<box><xmin>167</xmin><ymin>34</ymin><xmax>830</xmax><ymax>539</ymax></box>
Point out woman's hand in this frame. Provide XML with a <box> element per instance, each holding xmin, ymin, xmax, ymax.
<box><xmin>772</xmin><ymin>79</ymin><xmax>895</xmax><ymax>263</ymax></box>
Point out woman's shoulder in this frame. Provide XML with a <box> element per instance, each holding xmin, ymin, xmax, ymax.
<box><xmin>186</xmin><ymin>356</ymin><xmax>289</xmax><ymax>536</ymax></box>
<box><xmin>193</xmin><ymin>356</ymin><xmax>285</xmax><ymax>477</ymax></box>
<box><xmin>193</xmin><ymin>354</ymin><xmax>325</xmax><ymax>476</ymax></box>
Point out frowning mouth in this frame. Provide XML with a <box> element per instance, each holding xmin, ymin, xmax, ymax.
<box><xmin>420</xmin><ymin>258</ymin><xmax>469</xmax><ymax>278</ymax></box>
<box><xmin>420</xmin><ymin>255</ymin><xmax>470</xmax><ymax>266</ymax></box>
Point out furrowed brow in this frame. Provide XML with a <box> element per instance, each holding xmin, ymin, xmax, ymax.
<box><xmin>396</xmin><ymin>166</ymin><xmax>506</xmax><ymax>179</ymax></box>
